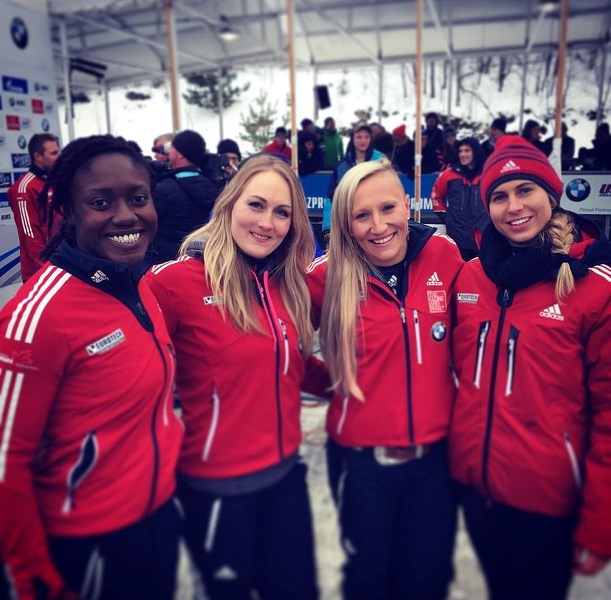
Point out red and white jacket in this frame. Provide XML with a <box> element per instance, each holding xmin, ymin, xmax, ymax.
<box><xmin>307</xmin><ymin>224</ymin><xmax>464</xmax><ymax>448</ymax></box>
<box><xmin>146</xmin><ymin>256</ymin><xmax>329</xmax><ymax>480</ymax></box>
<box><xmin>449</xmin><ymin>236</ymin><xmax>611</xmax><ymax>556</ymax></box>
<box><xmin>0</xmin><ymin>243</ymin><xmax>183</xmax><ymax>599</ymax></box>
<box><xmin>7</xmin><ymin>166</ymin><xmax>51</xmax><ymax>282</ymax></box>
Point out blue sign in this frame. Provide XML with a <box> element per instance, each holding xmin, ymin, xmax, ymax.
<box><xmin>11</xmin><ymin>153</ymin><xmax>30</xmax><ymax>169</ymax></box>
<box><xmin>0</xmin><ymin>172</ymin><xmax>11</xmax><ymax>189</ymax></box>
<box><xmin>2</xmin><ymin>76</ymin><xmax>28</xmax><ymax>95</ymax></box>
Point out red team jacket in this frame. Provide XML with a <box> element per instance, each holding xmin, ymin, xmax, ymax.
<box><xmin>7</xmin><ymin>167</ymin><xmax>51</xmax><ymax>282</ymax></box>
<box><xmin>147</xmin><ymin>256</ymin><xmax>329</xmax><ymax>480</ymax></box>
<box><xmin>449</xmin><ymin>232</ymin><xmax>611</xmax><ymax>557</ymax></box>
<box><xmin>0</xmin><ymin>244</ymin><xmax>183</xmax><ymax>599</ymax></box>
<box><xmin>307</xmin><ymin>225</ymin><xmax>464</xmax><ymax>448</ymax></box>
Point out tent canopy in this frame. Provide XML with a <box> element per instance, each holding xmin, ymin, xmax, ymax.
<box><xmin>47</xmin><ymin>0</ymin><xmax>611</xmax><ymax>91</ymax></box>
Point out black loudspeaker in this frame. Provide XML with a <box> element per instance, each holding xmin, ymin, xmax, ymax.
<box><xmin>315</xmin><ymin>85</ymin><xmax>331</xmax><ymax>109</ymax></box>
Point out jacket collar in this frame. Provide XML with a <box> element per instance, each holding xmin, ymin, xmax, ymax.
<box><xmin>30</xmin><ymin>164</ymin><xmax>48</xmax><ymax>180</ymax></box>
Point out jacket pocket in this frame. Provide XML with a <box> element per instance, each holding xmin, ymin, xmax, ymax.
<box><xmin>473</xmin><ymin>321</ymin><xmax>491</xmax><ymax>389</ymax></box>
<box><xmin>563</xmin><ymin>429</ymin><xmax>582</xmax><ymax>490</ymax></box>
<box><xmin>504</xmin><ymin>326</ymin><xmax>519</xmax><ymax>396</ymax></box>
<box><xmin>63</xmin><ymin>432</ymin><xmax>99</xmax><ymax>514</ymax></box>
<box><xmin>202</xmin><ymin>389</ymin><xmax>220</xmax><ymax>462</ymax></box>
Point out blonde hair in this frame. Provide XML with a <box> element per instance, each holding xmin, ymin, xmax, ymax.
<box><xmin>181</xmin><ymin>154</ymin><xmax>314</xmax><ymax>354</ymax></box>
<box><xmin>319</xmin><ymin>158</ymin><xmax>400</xmax><ymax>401</ymax></box>
<box><xmin>541</xmin><ymin>202</ymin><xmax>577</xmax><ymax>303</ymax></box>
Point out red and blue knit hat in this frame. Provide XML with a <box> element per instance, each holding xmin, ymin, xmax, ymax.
<box><xmin>479</xmin><ymin>135</ymin><xmax>563</xmax><ymax>210</ymax></box>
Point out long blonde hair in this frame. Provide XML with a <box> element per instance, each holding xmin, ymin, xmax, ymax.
<box><xmin>319</xmin><ymin>158</ymin><xmax>400</xmax><ymax>401</ymax></box>
<box><xmin>541</xmin><ymin>202</ymin><xmax>577</xmax><ymax>302</ymax></box>
<box><xmin>181</xmin><ymin>154</ymin><xmax>314</xmax><ymax>354</ymax></box>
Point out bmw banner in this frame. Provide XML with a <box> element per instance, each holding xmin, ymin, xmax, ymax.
<box><xmin>562</xmin><ymin>173</ymin><xmax>611</xmax><ymax>215</ymax></box>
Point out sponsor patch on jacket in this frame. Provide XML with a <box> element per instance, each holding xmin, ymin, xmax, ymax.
<box><xmin>427</xmin><ymin>290</ymin><xmax>447</xmax><ymax>313</ymax></box>
<box><xmin>457</xmin><ymin>293</ymin><xmax>479</xmax><ymax>304</ymax></box>
<box><xmin>86</xmin><ymin>329</ymin><xmax>126</xmax><ymax>356</ymax></box>
<box><xmin>203</xmin><ymin>295</ymin><xmax>222</xmax><ymax>305</ymax></box>
<box><xmin>431</xmin><ymin>322</ymin><xmax>447</xmax><ymax>342</ymax></box>
<box><xmin>90</xmin><ymin>269</ymin><xmax>108</xmax><ymax>283</ymax></box>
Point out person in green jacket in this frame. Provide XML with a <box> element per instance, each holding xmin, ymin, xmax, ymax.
<box><xmin>322</xmin><ymin>117</ymin><xmax>344</xmax><ymax>169</ymax></box>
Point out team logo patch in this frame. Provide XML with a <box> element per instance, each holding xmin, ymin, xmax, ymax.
<box><xmin>203</xmin><ymin>295</ymin><xmax>221</xmax><ymax>305</ymax></box>
<box><xmin>457</xmin><ymin>293</ymin><xmax>479</xmax><ymax>304</ymax></box>
<box><xmin>431</xmin><ymin>322</ymin><xmax>447</xmax><ymax>342</ymax></box>
<box><xmin>427</xmin><ymin>290</ymin><xmax>447</xmax><ymax>313</ymax></box>
<box><xmin>86</xmin><ymin>329</ymin><xmax>126</xmax><ymax>356</ymax></box>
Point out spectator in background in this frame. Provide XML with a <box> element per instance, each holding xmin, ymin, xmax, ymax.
<box><xmin>371</xmin><ymin>124</ymin><xmax>394</xmax><ymax>159</ymax></box>
<box><xmin>153</xmin><ymin>129</ymin><xmax>219</xmax><ymax>263</ymax></box>
<box><xmin>439</xmin><ymin>127</ymin><xmax>459</xmax><ymax>170</ymax></box>
<box><xmin>322</xmin><ymin>116</ymin><xmax>344</xmax><ymax>169</ymax></box>
<box><xmin>390</xmin><ymin>124</ymin><xmax>415</xmax><ymax>177</ymax></box>
<box><xmin>422</xmin><ymin>112</ymin><xmax>444</xmax><ymax>171</ymax></box>
<box><xmin>431</xmin><ymin>136</ymin><xmax>489</xmax><ymax>261</ymax></box>
<box><xmin>152</xmin><ymin>132</ymin><xmax>174</xmax><ymax>162</ymax></box>
<box><xmin>7</xmin><ymin>133</ymin><xmax>60</xmax><ymax>282</ymax></box>
<box><xmin>522</xmin><ymin>119</ymin><xmax>546</xmax><ymax>153</ymax></box>
<box><xmin>578</xmin><ymin>122</ymin><xmax>611</xmax><ymax>171</ymax></box>
<box><xmin>264</xmin><ymin>126</ymin><xmax>292</xmax><ymax>162</ymax></box>
<box><xmin>298</xmin><ymin>118</ymin><xmax>316</xmax><ymax>146</ymax></box>
<box><xmin>481</xmin><ymin>117</ymin><xmax>507</xmax><ymax>159</ymax></box>
<box><xmin>217</xmin><ymin>138</ymin><xmax>242</xmax><ymax>180</ymax></box>
<box><xmin>298</xmin><ymin>132</ymin><xmax>324</xmax><ymax>177</ymax></box>
<box><xmin>543</xmin><ymin>122</ymin><xmax>576</xmax><ymax>171</ymax></box>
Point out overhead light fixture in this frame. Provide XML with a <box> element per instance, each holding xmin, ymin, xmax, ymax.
<box><xmin>539</xmin><ymin>0</ymin><xmax>559</xmax><ymax>14</ymax></box>
<box><xmin>218</xmin><ymin>15</ymin><xmax>239</xmax><ymax>42</ymax></box>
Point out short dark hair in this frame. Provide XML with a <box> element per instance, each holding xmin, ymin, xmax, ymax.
<box><xmin>28</xmin><ymin>133</ymin><xmax>57</xmax><ymax>162</ymax></box>
<box><xmin>275</xmin><ymin>126</ymin><xmax>288</xmax><ymax>137</ymax></box>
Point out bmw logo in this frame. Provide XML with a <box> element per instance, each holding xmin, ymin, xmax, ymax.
<box><xmin>17</xmin><ymin>135</ymin><xmax>26</xmax><ymax>149</ymax></box>
<box><xmin>10</xmin><ymin>17</ymin><xmax>28</xmax><ymax>50</ymax></box>
<box><xmin>565</xmin><ymin>178</ymin><xmax>591</xmax><ymax>202</ymax></box>
<box><xmin>9</xmin><ymin>98</ymin><xmax>15</xmax><ymax>107</ymax></box>
<box><xmin>431</xmin><ymin>322</ymin><xmax>447</xmax><ymax>342</ymax></box>
<box><xmin>41</xmin><ymin>118</ymin><xmax>50</xmax><ymax>132</ymax></box>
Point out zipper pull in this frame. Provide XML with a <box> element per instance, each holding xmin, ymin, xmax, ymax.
<box><xmin>400</xmin><ymin>306</ymin><xmax>406</xmax><ymax>324</ymax></box>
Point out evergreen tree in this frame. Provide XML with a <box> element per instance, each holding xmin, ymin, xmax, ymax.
<box><xmin>183</xmin><ymin>68</ymin><xmax>250</xmax><ymax>113</ymax></box>
<box><xmin>239</xmin><ymin>90</ymin><xmax>288</xmax><ymax>152</ymax></box>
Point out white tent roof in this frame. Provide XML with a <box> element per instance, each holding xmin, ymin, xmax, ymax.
<box><xmin>46</xmin><ymin>0</ymin><xmax>611</xmax><ymax>91</ymax></box>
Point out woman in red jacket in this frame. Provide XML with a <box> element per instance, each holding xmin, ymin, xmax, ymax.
<box><xmin>308</xmin><ymin>159</ymin><xmax>464</xmax><ymax>599</ymax></box>
<box><xmin>147</xmin><ymin>154</ymin><xmax>328</xmax><ymax>600</ymax></box>
<box><xmin>0</xmin><ymin>135</ymin><xmax>183</xmax><ymax>600</ymax></box>
<box><xmin>450</xmin><ymin>135</ymin><xmax>611</xmax><ymax>599</ymax></box>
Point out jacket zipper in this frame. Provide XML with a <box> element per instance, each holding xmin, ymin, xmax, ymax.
<box><xmin>278</xmin><ymin>318</ymin><xmax>290</xmax><ymax>375</ymax></box>
<box><xmin>412</xmin><ymin>309</ymin><xmax>422</xmax><ymax>365</ymax></box>
<box><xmin>481</xmin><ymin>288</ymin><xmax>510</xmax><ymax>495</ymax></box>
<box><xmin>563</xmin><ymin>430</ymin><xmax>582</xmax><ymax>489</ymax></box>
<box><xmin>255</xmin><ymin>272</ymin><xmax>284</xmax><ymax>461</ymax></box>
<box><xmin>474</xmin><ymin>321</ymin><xmax>490</xmax><ymax>389</ymax></box>
<box><xmin>336</xmin><ymin>394</ymin><xmax>350</xmax><ymax>435</ymax></box>
<box><xmin>505</xmin><ymin>326</ymin><xmax>519</xmax><ymax>397</ymax></box>
<box><xmin>400</xmin><ymin>306</ymin><xmax>415</xmax><ymax>445</ymax></box>
<box><xmin>202</xmin><ymin>389</ymin><xmax>220</xmax><ymax>461</ymax></box>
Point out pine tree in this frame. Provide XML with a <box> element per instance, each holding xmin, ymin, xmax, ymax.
<box><xmin>183</xmin><ymin>68</ymin><xmax>250</xmax><ymax>113</ymax></box>
<box><xmin>238</xmin><ymin>90</ymin><xmax>288</xmax><ymax>152</ymax></box>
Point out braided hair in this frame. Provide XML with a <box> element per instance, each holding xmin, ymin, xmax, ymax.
<box><xmin>542</xmin><ymin>206</ymin><xmax>577</xmax><ymax>302</ymax></box>
<box><xmin>39</xmin><ymin>135</ymin><xmax>154</xmax><ymax>260</ymax></box>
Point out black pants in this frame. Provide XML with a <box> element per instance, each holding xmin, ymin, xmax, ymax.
<box><xmin>48</xmin><ymin>499</ymin><xmax>181</xmax><ymax>600</ymax></box>
<box><xmin>459</xmin><ymin>483</ymin><xmax>576</xmax><ymax>600</ymax></box>
<box><xmin>178</xmin><ymin>461</ymin><xmax>318</xmax><ymax>600</ymax></box>
<box><xmin>327</xmin><ymin>439</ymin><xmax>457</xmax><ymax>600</ymax></box>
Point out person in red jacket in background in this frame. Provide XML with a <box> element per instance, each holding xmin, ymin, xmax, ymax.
<box><xmin>0</xmin><ymin>135</ymin><xmax>183</xmax><ymax>600</ymax></box>
<box><xmin>449</xmin><ymin>135</ymin><xmax>611</xmax><ymax>600</ymax></box>
<box><xmin>431</xmin><ymin>136</ymin><xmax>489</xmax><ymax>261</ymax></box>
<box><xmin>263</xmin><ymin>126</ymin><xmax>292</xmax><ymax>162</ymax></box>
<box><xmin>7</xmin><ymin>133</ymin><xmax>60</xmax><ymax>282</ymax></box>
<box><xmin>308</xmin><ymin>159</ymin><xmax>464</xmax><ymax>599</ymax></box>
<box><xmin>147</xmin><ymin>154</ymin><xmax>329</xmax><ymax>600</ymax></box>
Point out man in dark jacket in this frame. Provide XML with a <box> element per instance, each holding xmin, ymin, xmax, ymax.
<box><xmin>431</xmin><ymin>137</ymin><xmax>490</xmax><ymax>261</ymax></box>
<box><xmin>152</xmin><ymin>130</ymin><xmax>219</xmax><ymax>263</ymax></box>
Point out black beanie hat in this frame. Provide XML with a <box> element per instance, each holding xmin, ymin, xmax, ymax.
<box><xmin>172</xmin><ymin>130</ymin><xmax>206</xmax><ymax>166</ymax></box>
<box><xmin>217</xmin><ymin>138</ymin><xmax>241</xmax><ymax>161</ymax></box>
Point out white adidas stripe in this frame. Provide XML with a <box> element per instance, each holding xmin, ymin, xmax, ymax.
<box><xmin>17</xmin><ymin>172</ymin><xmax>35</xmax><ymax>194</ymax></box>
<box><xmin>149</xmin><ymin>255</ymin><xmax>190</xmax><ymax>275</ymax></box>
<box><xmin>5</xmin><ymin>266</ymin><xmax>70</xmax><ymax>343</ymax></box>
<box><xmin>589</xmin><ymin>264</ymin><xmax>611</xmax><ymax>283</ymax></box>
<box><xmin>0</xmin><ymin>369</ymin><xmax>24</xmax><ymax>482</ymax></box>
<box><xmin>18</xmin><ymin>200</ymin><xmax>34</xmax><ymax>238</ymax></box>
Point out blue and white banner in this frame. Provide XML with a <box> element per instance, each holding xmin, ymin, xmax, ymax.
<box><xmin>0</xmin><ymin>0</ymin><xmax>60</xmax><ymax>286</ymax></box>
